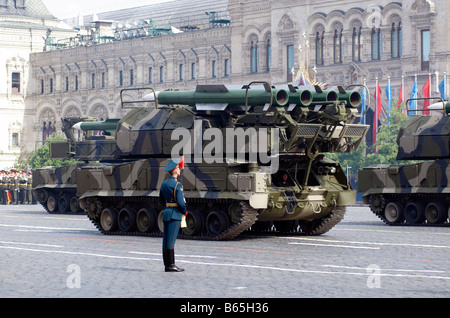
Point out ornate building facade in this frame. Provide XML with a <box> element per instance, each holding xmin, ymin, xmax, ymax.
<box><xmin>0</xmin><ymin>0</ymin><xmax>76</xmax><ymax>169</ymax></box>
<box><xmin>12</xmin><ymin>0</ymin><xmax>450</xmax><ymax>167</ymax></box>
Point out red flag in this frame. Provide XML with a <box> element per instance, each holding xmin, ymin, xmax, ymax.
<box><xmin>398</xmin><ymin>81</ymin><xmax>403</xmax><ymax>107</ymax></box>
<box><xmin>6</xmin><ymin>190</ymin><xmax>12</xmax><ymax>204</ymax></box>
<box><xmin>422</xmin><ymin>79</ymin><xmax>430</xmax><ymax>115</ymax></box>
<box><xmin>373</xmin><ymin>80</ymin><xmax>382</xmax><ymax>152</ymax></box>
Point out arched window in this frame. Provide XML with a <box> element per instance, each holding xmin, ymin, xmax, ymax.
<box><xmin>352</xmin><ymin>27</ymin><xmax>361</xmax><ymax>62</ymax></box>
<box><xmin>224</xmin><ymin>59</ymin><xmax>230</xmax><ymax>77</ymax></box>
<box><xmin>42</xmin><ymin>122</ymin><xmax>47</xmax><ymax>142</ymax></box>
<box><xmin>333</xmin><ymin>29</ymin><xmax>343</xmax><ymax>64</ymax></box>
<box><xmin>212</xmin><ymin>60</ymin><xmax>217</xmax><ymax>78</ymax></box>
<box><xmin>391</xmin><ymin>22</ymin><xmax>402</xmax><ymax>58</ymax></box>
<box><xmin>159</xmin><ymin>66</ymin><xmax>164</xmax><ymax>83</ymax></box>
<box><xmin>266</xmin><ymin>39</ymin><xmax>271</xmax><ymax>71</ymax></box>
<box><xmin>179</xmin><ymin>64</ymin><xmax>184</xmax><ymax>81</ymax></box>
<box><xmin>250</xmin><ymin>40</ymin><xmax>259</xmax><ymax>73</ymax></box>
<box><xmin>191</xmin><ymin>63</ymin><xmax>196</xmax><ymax>80</ymax></box>
<box><xmin>42</xmin><ymin>121</ymin><xmax>56</xmax><ymax>142</ymax></box>
<box><xmin>315</xmin><ymin>31</ymin><xmax>324</xmax><ymax>65</ymax></box>
<box><xmin>371</xmin><ymin>28</ymin><xmax>381</xmax><ymax>60</ymax></box>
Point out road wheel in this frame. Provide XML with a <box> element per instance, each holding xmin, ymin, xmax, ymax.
<box><xmin>100</xmin><ymin>208</ymin><xmax>118</xmax><ymax>232</ymax></box>
<box><xmin>58</xmin><ymin>195</ymin><xmax>69</xmax><ymax>213</ymax></box>
<box><xmin>384</xmin><ymin>202</ymin><xmax>404</xmax><ymax>224</ymax></box>
<box><xmin>206</xmin><ymin>210</ymin><xmax>229</xmax><ymax>236</ymax></box>
<box><xmin>118</xmin><ymin>208</ymin><xmax>137</xmax><ymax>232</ymax></box>
<box><xmin>425</xmin><ymin>203</ymin><xmax>447</xmax><ymax>224</ymax></box>
<box><xmin>47</xmin><ymin>196</ymin><xmax>58</xmax><ymax>213</ymax></box>
<box><xmin>404</xmin><ymin>202</ymin><xmax>425</xmax><ymax>224</ymax></box>
<box><xmin>69</xmin><ymin>197</ymin><xmax>80</xmax><ymax>213</ymax></box>
<box><xmin>136</xmin><ymin>208</ymin><xmax>157</xmax><ymax>233</ymax></box>
<box><xmin>182</xmin><ymin>209</ymin><xmax>204</xmax><ymax>236</ymax></box>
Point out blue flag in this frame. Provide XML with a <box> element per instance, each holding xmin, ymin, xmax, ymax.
<box><xmin>385</xmin><ymin>79</ymin><xmax>392</xmax><ymax>123</ymax></box>
<box><xmin>410</xmin><ymin>78</ymin><xmax>418</xmax><ymax>115</ymax></box>
<box><xmin>361</xmin><ymin>82</ymin><xmax>367</xmax><ymax>125</ymax></box>
<box><xmin>439</xmin><ymin>77</ymin><xmax>447</xmax><ymax>100</ymax></box>
<box><xmin>385</xmin><ymin>79</ymin><xmax>392</xmax><ymax>112</ymax></box>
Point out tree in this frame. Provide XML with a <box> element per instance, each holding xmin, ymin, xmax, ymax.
<box><xmin>365</xmin><ymin>105</ymin><xmax>410</xmax><ymax>166</ymax></box>
<box><xmin>17</xmin><ymin>133</ymin><xmax>80</xmax><ymax>170</ymax></box>
<box><xmin>326</xmin><ymin>102</ymin><xmax>410</xmax><ymax>186</ymax></box>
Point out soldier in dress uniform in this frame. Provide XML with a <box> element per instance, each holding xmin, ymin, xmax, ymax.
<box><xmin>159</xmin><ymin>156</ymin><xmax>187</xmax><ymax>272</ymax></box>
<box><xmin>10</xmin><ymin>170</ymin><xmax>19</xmax><ymax>205</ymax></box>
<box><xmin>19</xmin><ymin>171</ymin><xmax>27</xmax><ymax>204</ymax></box>
<box><xmin>0</xmin><ymin>171</ymin><xmax>6</xmax><ymax>204</ymax></box>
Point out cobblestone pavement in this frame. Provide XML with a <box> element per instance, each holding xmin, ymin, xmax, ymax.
<box><xmin>0</xmin><ymin>204</ymin><xmax>449</xmax><ymax>300</ymax></box>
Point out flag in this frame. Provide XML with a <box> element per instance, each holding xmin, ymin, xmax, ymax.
<box><xmin>385</xmin><ymin>78</ymin><xmax>392</xmax><ymax>123</ymax></box>
<box><xmin>6</xmin><ymin>190</ymin><xmax>12</xmax><ymax>204</ymax></box>
<box><xmin>373</xmin><ymin>79</ymin><xmax>382</xmax><ymax>151</ymax></box>
<box><xmin>361</xmin><ymin>81</ymin><xmax>367</xmax><ymax>125</ymax></box>
<box><xmin>410</xmin><ymin>76</ymin><xmax>418</xmax><ymax>115</ymax></box>
<box><xmin>385</xmin><ymin>78</ymin><xmax>392</xmax><ymax>112</ymax></box>
<box><xmin>398</xmin><ymin>76</ymin><xmax>404</xmax><ymax>112</ymax></box>
<box><xmin>439</xmin><ymin>75</ymin><xmax>447</xmax><ymax>100</ymax></box>
<box><xmin>422</xmin><ymin>78</ymin><xmax>431</xmax><ymax>115</ymax></box>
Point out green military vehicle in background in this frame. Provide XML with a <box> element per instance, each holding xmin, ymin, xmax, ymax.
<box><xmin>74</xmin><ymin>82</ymin><xmax>369</xmax><ymax>240</ymax></box>
<box><xmin>358</xmin><ymin>98</ymin><xmax>450</xmax><ymax>226</ymax></box>
<box><xmin>32</xmin><ymin>117</ymin><xmax>119</xmax><ymax>213</ymax></box>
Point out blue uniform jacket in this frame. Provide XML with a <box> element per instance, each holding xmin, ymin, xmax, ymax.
<box><xmin>159</xmin><ymin>176</ymin><xmax>187</xmax><ymax>222</ymax></box>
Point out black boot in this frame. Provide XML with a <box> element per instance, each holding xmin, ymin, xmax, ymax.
<box><xmin>165</xmin><ymin>248</ymin><xmax>184</xmax><ymax>272</ymax></box>
<box><xmin>162</xmin><ymin>248</ymin><xmax>170</xmax><ymax>269</ymax></box>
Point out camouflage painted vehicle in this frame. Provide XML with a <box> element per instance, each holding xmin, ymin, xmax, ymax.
<box><xmin>33</xmin><ymin>164</ymin><xmax>83</xmax><ymax>213</ymax></box>
<box><xmin>32</xmin><ymin>117</ymin><xmax>119</xmax><ymax>213</ymax></box>
<box><xmin>76</xmin><ymin>83</ymin><xmax>369</xmax><ymax>240</ymax></box>
<box><xmin>358</xmin><ymin>99</ymin><xmax>450</xmax><ymax>226</ymax></box>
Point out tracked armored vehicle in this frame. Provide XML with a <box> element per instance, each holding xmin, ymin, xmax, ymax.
<box><xmin>358</xmin><ymin>98</ymin><xmax>450</xmax><ymax>226</ymax></box>
<box><xmin>32</xmin><ymin>117</ymin><xmax>119</xmax><ymax>213</ymax></box>
<box><xmin>77</xmin><ymin>82</ymin><xmax>369</xmax><ymax>240</ymax></box>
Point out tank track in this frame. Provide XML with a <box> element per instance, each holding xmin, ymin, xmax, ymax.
<box><xmin>38</xmin><ymin>202</ymin><xmax>83</xmax><ymax>215</ymax></box>
<box><xmin>303</xmin><ymin>206</ymin><xmax>346</xmax><ymax>235</ymax></box>
<box><xmin>368</xmin><ymin>193</ymin><xmax>450</xmax><ymax>227</ymax></box>
<box><xmin>36</xmin><ymin>188</ymin><xmax>82</xmax><ymax>215</ymax></box>
<box><xmin>86</xmin><ymin>196</ymin><xmax>346</xmax><ymax>239</ymax></box>
<box><xmin>88</xmin><ymin>197</ymin><xmax>259</xmax><ymax>241</ymax></box>
<box><xmin>247</xmin><ymin>206</ymin><xmax>346</xmax><ymax>236</ymax></box>
<box><xmin>373</xmin><ymin>211</ymin><xmax>450</xmax><ymax>227</ymax></box>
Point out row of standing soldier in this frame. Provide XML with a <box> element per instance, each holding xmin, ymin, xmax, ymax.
<box><xmin>0</xmin><ymin>170</ymin><xmax>36</xmax><ymax>205</ymax></box>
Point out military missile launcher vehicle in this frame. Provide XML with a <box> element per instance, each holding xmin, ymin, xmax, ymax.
<box><xmin>32</xmin><ymin>117</ymin><xmax>120</xmax><ymax>213</ymax></box>
<box><xmin>358</xmin><ymin>98</ymin><xmax>450</xmax><ymax>226</ymax></box>
<box><xmin>33</xmin><ymin>163</ymin><xmax>83</xmax><ymax>213</ymax></box>
<box><xmin>76</xmin><ymin>82</ymin><xmax>369</xmax><ymax>240</ymax></box>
